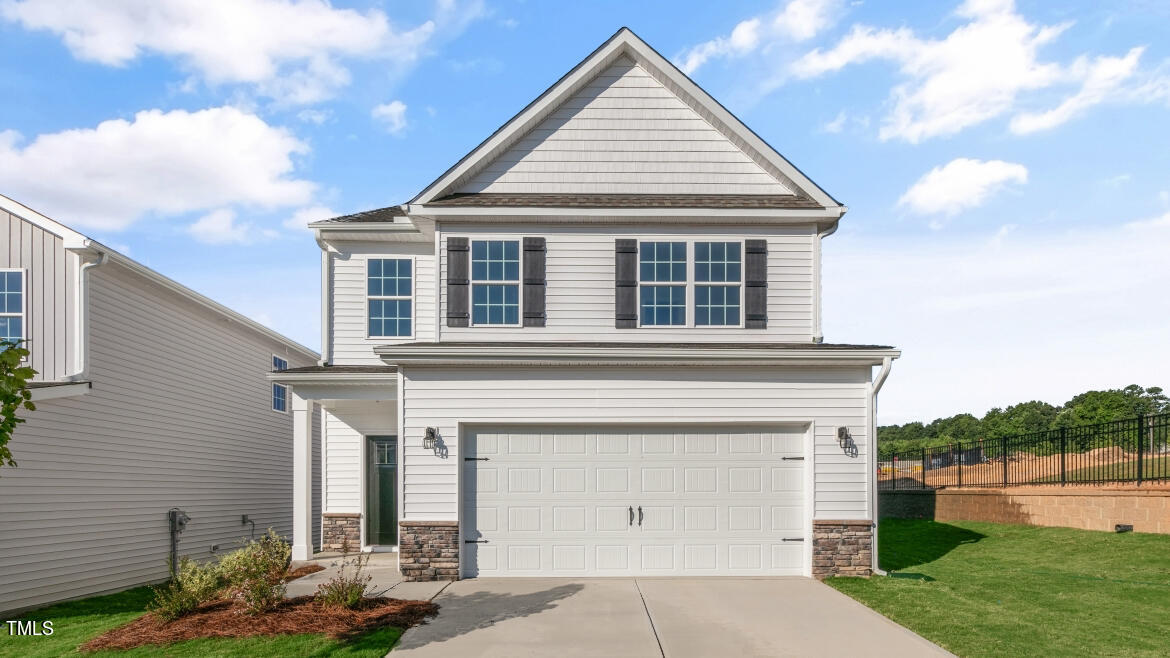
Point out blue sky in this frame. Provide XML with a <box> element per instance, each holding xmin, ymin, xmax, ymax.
<box><xmin>1</xmin><ymin>0</ymin><xmax>1168</xmax><ymax>424</ymax></box>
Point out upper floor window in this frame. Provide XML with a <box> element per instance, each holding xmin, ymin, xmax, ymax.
<box><xmin>271</xmin><ymin>355</ymin><xmax>289</xmax><ymax>413</ymax></box>
<box><xmin>636</xmin><ymin>241</ymin><xmax>744</xmax><ymax>328</ymax></box>
<box><xmin>638</xmin><ymin>242</ymin><xmax>686</xmax><ymax>326</ymax></box>
<box><xmin>471</xmin><ymin>240</ymin><xmax>520</xmax><ymax>326</ymax></box>
<box><xmin>0</xmin><ymin>269</ymin><xmax>24</xmax><ymax>344</ymax></box>
<box><xmin>368</xmin><ymin>258</ymin><xmax>412</xmax><ymax>338</ymax></box>
<box><xmin>694</xmin><ymin>242</ymin><xmax>742</xmax><ymax>326</ymax></box>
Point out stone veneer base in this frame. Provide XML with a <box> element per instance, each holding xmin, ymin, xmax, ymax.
<box><xmin>399</xmin><ymin>520</ymin><xmax>460</xmax><ymax>581</ymax></box>
<box><xmin>321</xmin><ymin>513</ymin><xmax>361</xmax><ymax>552</ymax></box>
<box><xmin>812</xmin><ymin>519</ymin><xmax>873</xmax><ymax>579</ymax></box>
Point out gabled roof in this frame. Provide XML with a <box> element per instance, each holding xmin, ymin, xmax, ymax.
<box><xmin>428</xmin><ymin>193</ymin><xmax>823</xmax><ymax>209</ymax></box>
<box><xmin>411</xmin><ymin>27</ymin><xmax>842</xmax><ymax>210</ymax></box>
<box><xmin>314</xmin><ymin>206</ymin><xmax>407</xmax><ymax>224</ymax></box>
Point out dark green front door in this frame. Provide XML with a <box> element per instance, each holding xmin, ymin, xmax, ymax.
<box><xmin>366</xmin><ymin>436</ymin><xmax>398</xmax><ymax>545</ymax></box>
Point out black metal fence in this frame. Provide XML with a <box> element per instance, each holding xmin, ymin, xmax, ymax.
<box><xmin>879</xmin><ymin>413</ymin><xmax>1170</xmax><ymax>490</ymax></box>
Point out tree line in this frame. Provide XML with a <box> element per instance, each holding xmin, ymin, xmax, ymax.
<box><xmin>878</xmin><ymin>384</ymin><xmax>1168</xmax><ymax>456</ymax></box>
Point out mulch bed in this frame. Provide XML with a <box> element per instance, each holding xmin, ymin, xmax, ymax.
<box><xmin>284</xmin><ymin>564</ymin><xmax>326</xmax><ymax>581</ymax></box>
<box><xmin>80</xmin><ymin>596</ymin><xmax>439</xmax><ymax>652</ymax></box>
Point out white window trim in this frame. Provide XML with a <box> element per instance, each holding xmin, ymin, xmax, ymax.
<box><xmin>365</xmin><ymin>255</ymin><xmax>417</xmax><ymax>340</ymax></box>
<box><xmin>0</xmin><ymin>268</ymin><xmax>27</xmax><ymax>343</ymax></box>
<box><xmin>635</xmin><ymin>239</ymin><xmax>746</xmax><ymax>329</ymax></box>
<box><xmin>468</xmin><ymin>238</ymin><xmax>524</xmax><ymax>328</ymax></box>
<box><xmin>271</xmin><ymin>354</ymin><xmax>290</xmax><ymax>414</ymax></box>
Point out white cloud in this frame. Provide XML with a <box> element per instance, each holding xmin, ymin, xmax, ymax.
<box><xmin>0</xmin><ymin>0</ymin><xmax>483</xmax><ymax>105</ymax></box>
<box><xmin>187</xmin><ymin>208</ymin><xmax>260</xmax><ymax>244</ymax></box>
<box><xmin>283</xmin><ymin>204</ymin><xmax>337</xmax><ymax>231</ymax></box>
<box><xmin>372</xmin><ymin>100</ymin><xmax>408</xmax><ymax>134</ymax></box>
<box><xmin>792</xmin><ymin>0</ymin><xmax>1153</xmax><ymax>142</ymax></box>
<box><xmin>296</xmin><ymin>108</ymin><xmax>332</xmax><ymax>125</ymax></box>
<box><xmin>898</xmin><ymin>158</ymin><xmax>1028</xmax><ymax>218</ymax></box>
<box><xmin>825</xmin><ymin>216</ymin><xmax>1170</xmax><ymax>424</ymax></box>
<box><xmin>1010</xmin><ymin>47</ymin><xmax>1144</xmax><ymax>134</ymax></box>
<box><xmin>678</xmin><ymin>0</ymin><xmax>840</xmax><ymax>74</ymax></box>
<box><xmin>821</xmin><ymin>110</ymin><xmax>847</xmax><ymax>133</ymax></box>
<box><xmin>0</xmin><ymin>106</ymin><xmax>315</xmax><ymax>230</ymax></box>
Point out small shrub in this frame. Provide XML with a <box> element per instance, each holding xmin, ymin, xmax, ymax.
<box><xmin>150</xmin><ymin>557</ymin><xmax>223</xmax><ymax>621</ymax></box>
<box><xmin>314</xmin><ymin>540</ymin><xmax>372</xmax><ymax>609</ymax></box>
<box><xmin>220</xmin><ymin>528</ymin><xmax>291</xmax><ymax>615</ymax></box>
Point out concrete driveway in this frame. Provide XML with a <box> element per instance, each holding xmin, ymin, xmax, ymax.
<box><xmin>391</xmin><ymin>577</ymin><xmax>950</xmax><ymax>657</ymax></box>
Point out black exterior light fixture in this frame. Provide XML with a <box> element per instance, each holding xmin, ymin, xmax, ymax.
<box><xmin>837</xmin><ymin>426</ymin><xmax>852</xmax><ymax>447</ymax></box>
<box><xmin>422</xmin><ymin>427</ymin><xmax>438</xmax><ymax>451</ymax></box>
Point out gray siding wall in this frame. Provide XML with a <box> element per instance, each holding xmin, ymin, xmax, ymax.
<box><xmin>1</xmin><ymin>209</ymin><xmax>76</xmax><ymax>381</ymax></box>
<box><xmin>0</xmin><ymin>263</ymin><xmax>320</xmax><ymax>614</ymax></box>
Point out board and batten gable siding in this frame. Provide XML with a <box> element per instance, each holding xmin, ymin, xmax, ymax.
<box><xmin>399</xmin><ymin>366</ymin><xmax>871</xmax><ymax>522</ymax></box>
<box><xmin>456</xmin><ymin>58</ymin><xmax>794</xmax><ymax>196</ymax></box>
<box><xmin>437</xmin><ymin>225</ymin><xmax>814</xmax><ymax>342</ymax></box>
<box><xmin>331</xmin><ymin>242</ymin><xmax>436</xmax><ymax>366</ymax></box>
<box><xmin>0</xmin><ymin>263</ymin><xmax>320</xmax><ymax>614</ymax></box>
<box><xmin>323</xmin><ymin>399</ymin><xmax>398</xmax><ymax>515</ymax></box>
<box><xmin>1</xmin><ymin>209</ymin><xmax>77</xmax><ymax>381</ymax></box>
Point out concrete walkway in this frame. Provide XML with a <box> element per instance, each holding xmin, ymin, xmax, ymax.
<box><xmin>391</xmin><ymin>577</ymin><xmax>951</xmax><ymax>657</ymax></box>
<box><xmin>287</xmin><ymin>553</ymin><xmax>450</xmax><ymax>601</ymax></box>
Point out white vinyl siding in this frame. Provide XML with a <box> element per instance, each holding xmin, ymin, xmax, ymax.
<box><xmin>457</xmin><ymin>57</ymin><xmax>794</xmax><ymax>196</ymax></box>
<box><xmin>331</xmin><ymin>243</ymin><xmax>435</xmax><ymax>365</ymax></box>
<box><xmin>400</xmin><ymin>366</ymin><xmax>870</xmax><ymax>523</ymax></box>
<box><xmin>0</xmin><ymin>209</ymin><xmax>77</xmax><ymax>380</ymax></box>
<box><xmin>0</xmin><ymin>265</ymin><xmax>320</xmax><ymax>614</ymax></box>
<box><xmin>440</xmin><ymin>226</ymin><xmax>814</xmax><ymax>342</ymax></box>
<box><xmin>323</xmin><ymin>400</ymin><xmax>398</xmax><ymax>515</ymax></box>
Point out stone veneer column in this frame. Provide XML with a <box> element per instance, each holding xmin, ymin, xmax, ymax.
<box><xmin>321</xmin><ymin>513</ymin><xmax>361</xmax><ymax>552</ymax></box>
<box><xmin>399</xmin><ymin>521</ymin><xmax>460</xmax><ymax>581</ymax></box>
<box><xmin>812</xmin><ymin>520</ymin><xmax>873</xmax><ymax>578</ymax></box>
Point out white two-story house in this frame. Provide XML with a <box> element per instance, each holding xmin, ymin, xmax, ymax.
<box><xmin>0</xmin><ymin>196</ymin><xmax>321</xmax><ymax>614</ymax></box>
<box><xmin>274</xmin><ymin>28</ymin><xmax>897</xmax><ymax>581</ymax></box>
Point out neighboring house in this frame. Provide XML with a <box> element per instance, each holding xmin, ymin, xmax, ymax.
<box><xmin>0</xmin><ymin>196</ymin><xmax>322</xmax><ymax>614</ymax></box>
<box><xmin>273</xmin><ymin>28</ymin><xmax>898</xmax><ymax>582</ymax></box>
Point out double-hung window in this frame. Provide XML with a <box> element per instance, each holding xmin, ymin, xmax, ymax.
<box><xmin>638</xmin><ymin>242</ymin><xmax>687</xmax><ymax>326</ymax></box>
<box><xmin>470</xmin><ymin>240</ymin><xmax>520</xmax><ymax>326</ymax></box>
<box><xmin>694</xmin><ymin>242</ymin><xmax>742</xmax><ymax>326</ymax></box>
<box><xmin>368</xmin><ymin>258</ymin><xmax>413</xmax><ymax>338</ymax></box>
<box><xmin>271</xmin><ymin>355</ymin><xmax>289</xmax><ymax>413</ymax></box>
<box><xmin>0</xmin><ymin>269</ymin><xmax>24</xmax><ymax>344</ymax></box>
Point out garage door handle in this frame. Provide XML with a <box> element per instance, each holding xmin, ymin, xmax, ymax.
<box><xmin>782</xmin><ymin>537</ymin><xmax>805</xmax><ymax>542</ymax></box>
<box><xmin>628</xmin><ymin>506</ymin><xmax>634</xmax><ymax>526</ymax></box>
<box><xmin>638</xmin><ymin>506</ymin><xmax>643</xmax><ymax>527</ymax></box>
<box><xmin>464</xmin><ymin>539</ymin><xmax>488</xmax><ymax>544</ymax></box>
<box><xmin>782</xmin><ymin>457</ymin><xmax>804</xmax><ymax>461</ymax></box>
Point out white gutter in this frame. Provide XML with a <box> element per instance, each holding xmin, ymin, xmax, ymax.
<box><xmin>408</xmin><ymin>204</ymin><xmax>847</xmax><ymax>221</ymax></box>
<box><xmin>373</xmin><ymin>344</ymin><xmax>900</xmax><ymax>367</ymax></box>
<box><xmin>869</xmin><ymin>356</ymin><xmax>893</xmax><ymax>576</ymax></box>
<box><xmin>67</xmin><ymin>249</ymin><xmax>108</xmax><ymax>381</ymax></box>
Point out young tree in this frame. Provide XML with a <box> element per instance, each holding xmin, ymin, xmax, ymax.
<box><xmin>0</xmin><ymin>340</ymin><xmax>37</xmax><ymax>469</ymax></box>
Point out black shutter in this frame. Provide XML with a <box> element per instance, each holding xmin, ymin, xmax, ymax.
<box><xmin>522</xmin><ymin>237</ymin><xmax>546</xmax><ymax>327</ymax></box>
<box><xmin>744</xmin><ymin>239</ymin><xmax>767</xmax><ymax>329</ymax></box>
<box><xmin>615</xmin><ymin>239</ymin><xmax>637</xmax><ymax>328</ymax></box>
<box><xmin>446</xmin><ymin>237</ymin><xmax>469</xmax><ymax>328</ymax></box>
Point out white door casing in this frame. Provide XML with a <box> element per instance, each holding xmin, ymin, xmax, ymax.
<box><xmin>460</xmin><ymin>424</ymin><xmax>809</xmax><ymax>577</ymax></box>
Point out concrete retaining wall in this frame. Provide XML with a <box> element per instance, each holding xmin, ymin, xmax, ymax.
<box><xmin>880</xmin><ymin>487</ymin><xmax>1170</xmax><ymax>534</ymax></box>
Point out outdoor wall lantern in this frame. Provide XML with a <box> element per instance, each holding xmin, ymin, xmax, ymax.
<box><xmin>837</xmin><ymin>426</ymin><xmax>852</xmax><ymax>447</ymax></box>
<box><xmin>422</xmin><ymin>427</ymin><xmax>438</xmax><ymax>451</ymax></box>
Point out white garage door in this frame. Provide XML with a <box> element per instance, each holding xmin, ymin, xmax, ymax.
<box><xmin>461</xmin><ymin>425</ymin><xmax>807</xmax><ymax>577</ymax></box>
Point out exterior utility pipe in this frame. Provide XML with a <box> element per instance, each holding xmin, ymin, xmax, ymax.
<box><xmin>869</xmin><ymin>355</ymin><xmax>892</xmax><ymax>576</ymax></box>
<box><xmin>812</xmin><ymin>221</ymin><xmax>839</xmax><ymax>343</ymax></box>
<box><xmin>68</xmin><ymin>249</ymin><xmax>108</xmax><ymax>381</ymax></box>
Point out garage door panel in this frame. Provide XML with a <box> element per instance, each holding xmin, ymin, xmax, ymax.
<box><xmin>463</xmin><ymin>426</ymin><xmax>807</xmax><ymax>577</ymax></box>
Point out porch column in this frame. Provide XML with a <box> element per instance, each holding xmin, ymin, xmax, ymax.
<box><xmin>291</xmin><ymin>392</ymin><xmax>314</xmax><ymax>561</ymax></box>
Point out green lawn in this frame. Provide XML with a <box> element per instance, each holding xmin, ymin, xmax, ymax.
<box><xmin>1034</xmin><ymin>454</ymin><xmax>1170</xmax><ymax>483</ymax></box>
<box><xmin>0</xmin><ymin>587</ymin><xmax>404</xmax><ymax>658</ymax></box>
<box><xmin>828</xmin><ymin>519</ymin><xmax>1170</xmax><ymax>657</ymax></box>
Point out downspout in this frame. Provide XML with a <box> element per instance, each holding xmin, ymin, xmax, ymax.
<box><xmin>812</xmin><ymin>220</ymin><xmax>839</xmax><ymax>344</ymax></box>
<box><xmin>318</xmin><ymin>246</ymin><xmax>332</xmax><ymax>366</ymax></box>
<box><xmin>869</xmin><ymin>356</ymin><xmax>892</xmax><ymax>576</ymax></box>
<box><xmin>67</xmin><ymin>247</ymin><xmax>108</xmax><ymax>381</ymax></box>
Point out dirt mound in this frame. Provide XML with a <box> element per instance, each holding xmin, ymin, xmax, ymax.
<box><xmin>80</xmin><ymin>596</ymin><xmax>438</xmax><ymax>652</ymax></box>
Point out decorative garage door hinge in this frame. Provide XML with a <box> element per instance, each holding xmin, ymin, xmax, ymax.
<box><xmin>781</xmin><ymin>456</ymin><xmax>805</xmax><ymax>461</ymax></box>
<box><xmin>464</xmin><ymin>457</ymin><xmax>489</xmax><ymax>461</ymax></box>
<box><xmin>464</xmin><ymin>539</ymin><xmax>488</xmax><ymax>544</ymax></box>
<box><xmin>782</xmin><ymin>537</ymin><xmax>805</xmax><ymax>542</ymax></box>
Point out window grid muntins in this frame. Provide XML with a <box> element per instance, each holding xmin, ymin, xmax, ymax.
<box><xmin>695</xmin><ymin>242</ymin><xmax>743</xmax><ymax>327</ymax></box>
<box><xmin>368</xmin><ymin>258</ymin><xmax>413</xmax><ymax>338</ymax></box>
<box><xmin>272</xmin><ymin>383</ymin><xmax>288</xmax><ymax>413</ymax></box>
<box><xmin>0</xmin><ymin>270</ymin><xmax>23</xmax><ymax>343</ymax></box>
<box><xmin>639</xmin><ymin>241</ymin><xmax>687</xmax><ymax>326</ymax></box>
<box><xmin>471</xmin><ymin>240</ymin><xmax>520</xmax><ymax>326</ymax></box>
